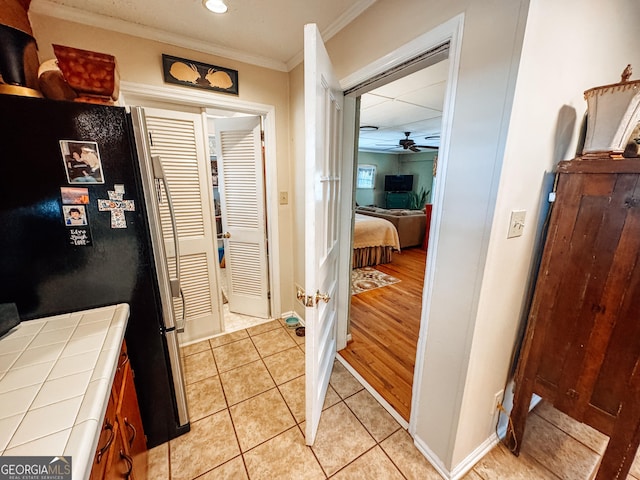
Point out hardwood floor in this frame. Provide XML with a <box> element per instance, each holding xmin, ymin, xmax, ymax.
<box><xmin>340</xmin><ymin>247</ymin><xmax>427</xmax><ymax>421</ymax></box>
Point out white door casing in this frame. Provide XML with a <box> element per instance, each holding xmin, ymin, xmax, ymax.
<box><xmin>304</xmin><ymin>23</ymin><xmax>344</xmax><ymax>446</ymax></box>
<box><xmin>120</xmin><ymin>82</ymin><xmax>282</xmax><ymax>322</ymax></box>
<box><xmin>213</xmin><ymin>116</ymin><xmax>270</xmax><ymax>318</ymax></box>
<box><xmin>143</xmin><ymin>107</ymin><xmax>222</xmax><ymax>342</ymax></box>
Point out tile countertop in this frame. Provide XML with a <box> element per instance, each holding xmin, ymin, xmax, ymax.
<box><xmin>0</xmin><ymin>303</ymin><xmax>130</xmax><ymax>480</ymax></box>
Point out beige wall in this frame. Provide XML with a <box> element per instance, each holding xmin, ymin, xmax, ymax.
<box><xmin>289</xmin><ymin>62</ymin><xmax>305</xmax><ymax>319</ymax></box>
<box><xmin>29</xmin><ymin>12</ymin><xmax>296</xmax><ymax>314</ymax></box>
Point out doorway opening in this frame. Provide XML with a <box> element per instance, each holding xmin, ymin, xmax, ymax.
<box><xmin>120</xmin><ymin>82</ymin><xmax>282</xmax><ymax>344</ymax></box>
<box><xmin>338</xmin><ymin>42</ymin><xmax>451</xmax><ymax>423</ymax></box>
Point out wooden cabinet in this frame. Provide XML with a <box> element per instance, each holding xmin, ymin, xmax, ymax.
<box><xmin>114</xmin><ymin>360</ymin><xmax>147</xmax><ymax>479</ymax></box>
<box><xmin>91</xmin><ymin>340</ymin><xmax>147</xmax><ymax>480</ymax></box>
<box><xmin>90</xmin><ymin>393</ymin><xmax>116</xmax><ymax>480</ymax></box>
<box><xmin>507</xmin><ymin>157</ymin><xmax>640</xmax><ymax>480</ymax></box>
<box><xmin>106</xmin><ymin>428</ymin><xmax>133</xmax><ymax>480</ymax></box>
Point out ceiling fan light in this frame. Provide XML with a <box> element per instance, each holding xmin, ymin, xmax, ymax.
<box><xmin>203</xmin><ymin>0</ymin><xmax>228</xmax><ymax>14</ymax></box>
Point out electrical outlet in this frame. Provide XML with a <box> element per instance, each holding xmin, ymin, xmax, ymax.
<box><xmin>492</xmin><ymin>389</ymin><xmax>504</xmax><ymax>416</ymax></box>
<box><xmin>490</xmin><ymin>389</ymin><xmax>506</xmax><ymax>432</ymax></box>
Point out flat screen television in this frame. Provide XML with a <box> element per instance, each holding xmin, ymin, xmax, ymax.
<box><xmin>384</xmin><ymin>174</ymin><xmax>414</xmax><ymax>192</ymax></box>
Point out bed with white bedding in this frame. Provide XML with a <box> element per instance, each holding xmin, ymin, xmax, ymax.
<box><xmin>352</xmin><ymin>213</ymin><xmax>401</xmax><ymax>268</ymax></box>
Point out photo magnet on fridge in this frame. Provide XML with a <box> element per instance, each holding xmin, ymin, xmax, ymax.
<box><xmin>59</xmin><ymin>140</ymin><xmax>105</xmax><ymax>184</ymax></box>
<box><xmin>67</xmin><ymin>227</ymin><xmax>93</xmax><ymax>246</ymax></box>
<box><xmin>60</xmin><ymin>187</ymin><xmax>90</xmax><ymax>204</ymax></box>
<box><xmin>62</xmin><ymin>205</ymin><xmax>93</xmax><ymax>246</ymax></box>
<box><xmin>62</xmin><ymin>205</ymin><xmax>88</xmax><ymax>226</ymax></box>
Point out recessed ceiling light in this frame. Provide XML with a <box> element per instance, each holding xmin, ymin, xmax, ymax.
<box><xmin>203</xmin><ymin>0</ymin><xmax>228</xmax><ymax>14</ymax></box>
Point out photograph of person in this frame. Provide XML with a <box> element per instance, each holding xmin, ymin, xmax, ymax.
<box><xmin>60</xmin><ymin>140</ymin><xmax>105</xmax><ymax>184</ymax></box>
<box><xmin>62</xmin><ymin>205</ymin><xmax>88</xmax><ymax>226</ymax></box>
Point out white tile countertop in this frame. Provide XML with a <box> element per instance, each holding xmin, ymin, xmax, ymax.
<box><xmin>0</xmin><ymin>303</ymin><xmax>130</xmax><ymax>480</ymax></box>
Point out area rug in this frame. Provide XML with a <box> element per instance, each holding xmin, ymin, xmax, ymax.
<box><xmin>351</xmin><ymin>267</ymin><xmax>400</xmax><ymax>295</ymax></box>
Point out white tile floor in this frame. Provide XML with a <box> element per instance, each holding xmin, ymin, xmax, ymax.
<box><xmin>158</xmin><ymin>318</ymin><xmax>640</xmax><ymax>479</ymax></box>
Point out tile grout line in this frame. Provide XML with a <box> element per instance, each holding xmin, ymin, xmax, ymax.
<box><xmin>175</xmin><ymin>321</ymin><xmax>422</xmax><ymax>479</ymax></box>
<box><xmin>223</xmin><ymin>323</ymin><xmax>301</xmax><ymax>478</ymax></box>
<box><xmin>211</xmin><ymin>330</ymin><xmax>249</xmax><ymax>479</ymax></box>
<box><xmin>234</xmin><ymin>322</ymin><xmax>316</xmax><ymax>478</ymax></box>
<box><xmin>256</xmin><ymin>329</ymin><xmax>331</xmax><ymax>478</ymax></box>
<box><xmin>182</xmin><ymin>332</ymin><xmax>243</xmax><ymax>480</ymax></box>
<box><xmin>532</xmin><ymin>409</ymin><xmax>607</xmax><ymax>457</ymax></box>
<box><xmin>323</xmin><ymin>385</ymin><xmax>404</xmax><ymax>479</ymax></box>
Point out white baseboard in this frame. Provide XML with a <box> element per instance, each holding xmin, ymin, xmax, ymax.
<box><xmin>412</xmin><ymin>431</ymin><xmax>500</xmax><ymax>480</ymax></box>
<box><xmin>450</xmin><ymin>433</ymin><xmax>500</xmax><ymax>479</ymax></box>
<box><xmin>411</xmin><ymin>436</ymin><xmax>452</xmax><ymax>479</ymax></box>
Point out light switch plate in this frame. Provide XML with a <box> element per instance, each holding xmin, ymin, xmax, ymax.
<box><xmin>507</xmin><ymin>210</ymin><xmax>526</xmax><ymax>238</ymax></box>
<box><xmin>279</xmin><ymin>191</ymin><xmax>288</xmax><ymax>205</ymax></box>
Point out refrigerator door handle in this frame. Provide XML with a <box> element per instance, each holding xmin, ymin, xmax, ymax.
<box><xmin>169</xmin><ymin>278</ymin><xmax>181</xmax><ymax>299</ymax></box>
<box><xmin>130</xmin><ymin>107</ymin><xmax>189</xmax><ymax>429</ymax></box>
<box><xmin>176</xmin><ymin>288</ymin><xmax>186</xmax><ymax>333</ymax></box>
<box><xmin>152</xmin><ymin>155</ymin><xmax>182</xmax><ymax>299</ymax></box>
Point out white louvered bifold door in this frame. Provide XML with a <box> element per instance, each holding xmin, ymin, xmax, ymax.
<box><xmin>144</xmin><ymin>107</ymin><xmax>221</xmax><ymax>342</ymax></box>
<box><xmin>214</xmin><ymin>116</ymin><xmax>270</xmax><ymax>318</ymax></box>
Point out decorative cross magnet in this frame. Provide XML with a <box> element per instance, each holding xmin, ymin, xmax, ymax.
<box><xmin>98</xmin><ymin>184</ymin><xmax>135</xmax><ymax>228</ymax></box>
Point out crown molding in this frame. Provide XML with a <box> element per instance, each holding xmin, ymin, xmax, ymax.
<box><xmin>284</xmin><ymin>0</ymin><xmax>377</xmax><ymax>71</ymax></box>
<box><xmin>30</xmin><ymin>0</ymin><xmax>289</xmax><ymax>72</ymax></box>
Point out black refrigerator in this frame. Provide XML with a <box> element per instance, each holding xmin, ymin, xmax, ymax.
<box><xmin>0</xmin><ymin>94</ymin><xmax>190</xmax><ymax>447</ymax></box>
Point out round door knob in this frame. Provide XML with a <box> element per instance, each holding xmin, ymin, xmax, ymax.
<box><xmin>223</xmin><ymin>232</ymin><xmax>231</xmax><ymax>238</ymax></box>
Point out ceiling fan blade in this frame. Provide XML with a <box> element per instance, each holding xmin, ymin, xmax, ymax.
<box><xmin>409</xmin><ymin>146</ymin><xmax>420</xmax><ymax>152</ymax></box>
<box><xmin>414</xmin><ymin>145</ymin><xmax>439</xmax><ymax>150</ymax></box>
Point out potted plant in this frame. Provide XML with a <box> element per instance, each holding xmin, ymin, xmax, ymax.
<box><xmin>407</xmin><ymin>187</ymin><xmax>429</xmax><ymax>210</ymax></box>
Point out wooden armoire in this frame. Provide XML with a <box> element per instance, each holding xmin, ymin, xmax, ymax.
<box><xmin>507</xmin><ymin>155</ymin><xmax>640</xmax><ymax>480</ymax></box>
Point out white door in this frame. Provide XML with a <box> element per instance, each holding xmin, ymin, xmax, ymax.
<box><xmin>214</xmin><ymin>116</ymin><xmax>270</xmax><ymax>318</ymax></box>
<box><xmin>143</xmin><ymin>107</ymin><xmax>222</xmax><ymax>342</ymax></box>
<box><xmin>304</xmin><ymin>23</ymin><xmax>344</xmax><ymax>445</ymax></box>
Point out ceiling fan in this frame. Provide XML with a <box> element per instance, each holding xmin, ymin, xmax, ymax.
<box><xmin>398</xmin><ymin>132</ymin><xmax>439</xmax><ymax>152</ymax></box>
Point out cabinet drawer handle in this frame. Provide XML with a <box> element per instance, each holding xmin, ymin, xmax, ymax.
<box><xmin>120</xmin><ymin>450</ymin><xmax>133</xmax><ymax>478</ymax></box>
<box><xmin>124</xmin><ymin>417</ymin><xmax>136</xmax><ymax>447</ymax></box>
<box><xmin>96</xmin><ymin>421</ymin><xmax>114</xmax><ymax>463</ymax></box>
<box><xmin>119</xmin><ymin>351</ymin><xmax>129</xmax><ymax>370</ymax></box>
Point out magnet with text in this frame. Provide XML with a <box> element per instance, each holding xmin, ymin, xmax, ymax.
<box><xmin>97</xmin><ymin>185</ymin><xmax>135</xmax><ymax>228</ymax></box>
